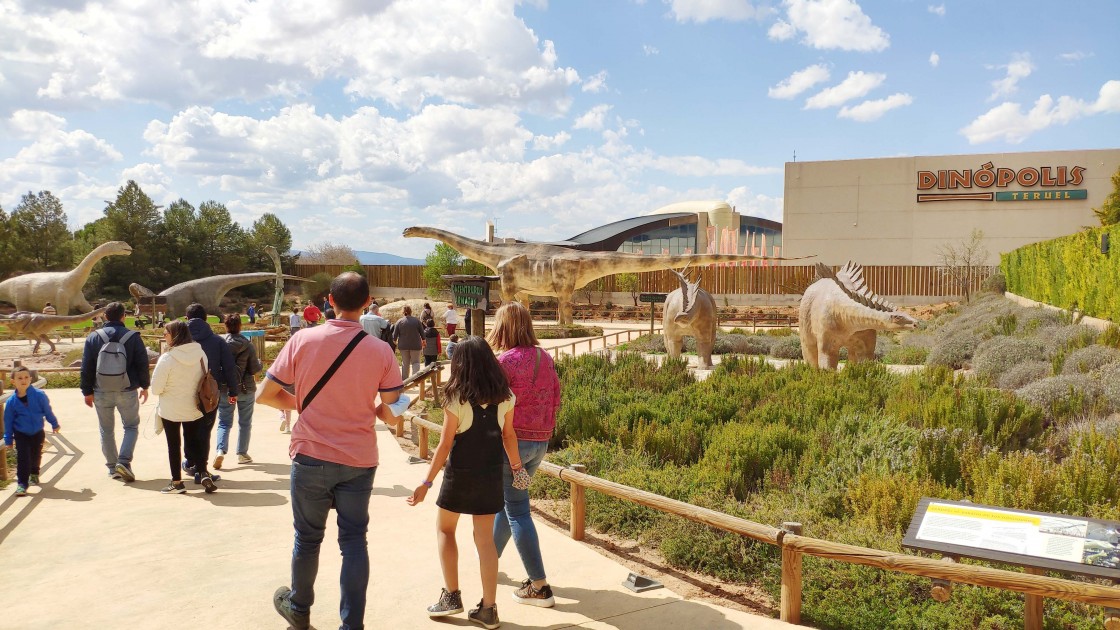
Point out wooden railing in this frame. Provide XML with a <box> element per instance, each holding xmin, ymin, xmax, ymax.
<box><xmin>543</xmin><ymin>327</ymin><xmax>660</xmax><ymax>360</ymax></box>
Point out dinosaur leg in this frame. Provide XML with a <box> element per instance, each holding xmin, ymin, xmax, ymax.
<box><xmin>665</xmin><ymin>332</ymin><xmax>683</xmax><ymax>360</ymax></box>
<box><xmin>696</xmin><ymin>337</ymin><xmax>714</xmax><ymax>369</ymax></box>
<box><xmin>799</xmin><ymin>327</ymin><xmax>818</xmax><ymax>367</ymax></box>
<box><xmin>44</xmin><ymin>334</ymin><xmax>57</xmax><ymax>354</ymax></box>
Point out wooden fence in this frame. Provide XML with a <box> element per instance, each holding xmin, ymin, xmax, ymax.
<box><xmin>295</xmin><ymin>263</ymin><xmax>996</xmax><ymax>297</ymax></box>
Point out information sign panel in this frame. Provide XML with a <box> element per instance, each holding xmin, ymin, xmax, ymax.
<box><xmin>903</xmin><ymin>497</ymin><xmax>1120</xmax><ymax>579</ymax></box>
<box><xmin>638</xmin><ymin>293</ymin><xmax>667</xmax><ymax>304</ymax></box>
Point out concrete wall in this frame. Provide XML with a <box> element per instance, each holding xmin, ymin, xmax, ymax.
<box><xmin>782</xmin><ymin>148</ymin><xmax>1120</xmax><ymax>266</ymax></box>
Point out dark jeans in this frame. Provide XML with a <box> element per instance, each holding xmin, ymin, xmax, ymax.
<box><xmin>184</xmin><ymin>408</ymin><xmax>216</xmax><ymax>476</ymax></box>
<box><xmin>14</xmin><ymin>430</ymin><xmax>45</xmax><ymax>487</ymax></box>
<box><xmin>423</xmin><ymin>354</ymin><xmax>438</xmax><ymax>365</ymax></box>
<box><xmin>289</xmin><ymin>453</ymin><xmax>376</xmax><ymax>630</ymax></box>
<box><xmin>162</xmin><ymin>419</ymin><xmax>198</xmax><ymax>482</ymax></box>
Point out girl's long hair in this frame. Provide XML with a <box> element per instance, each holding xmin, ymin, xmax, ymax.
<box><xmin>486</xmin><ymin>301</ymin><xmax>538</xmax><ymax>351</ymax></box>
<box><xmin>443</xmin><ymin>336</ymin><xmax>511</xmax><ymax>407</ymax></box>
<box><xmin>165</xmin><ymin>320</ymin><xmax>193</xmax><ymax>347</ymax></box>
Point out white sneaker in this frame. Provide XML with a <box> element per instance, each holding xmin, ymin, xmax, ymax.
<box><xmin>213</xmin><ymin>453</ymin><xmax>225</xmax><ymax>470</ymax></box>
<box><xmin>237</xmin><ymin>453</ymin><xmax>253</xmax><ymax>464</ymax></box>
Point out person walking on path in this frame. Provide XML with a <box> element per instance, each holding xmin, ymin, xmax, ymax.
<box><xmin>486</xmin><ymin>302</ymin><xmax>562</xmax><ymax>608</ymax></box>
<box><xmin>302</xmin><ymin>303</ymin><xmax>322</xmax><ymax>329</ymax></box>
<box><xmin>407</xmin><ymin>336</ymin><xmax>526</xmax><ymax>629</ymax></box>
<box><xmin>80</xmin><ymin>301</ymin><xmax>150</xmax><ymax>483</ymax></box>
<box><xmin>444</xmin><ymin>304</ymin><xmax>458</xmax><ymax>336</ymax></box>
<box><xmin>149</xmin><ymin>321</ymin><xmax>209</xmax><ymax>494</ymax></box>
<box><xmin>420</xmin><ymin>302</ymin><xmax>435</xmax><ymax>328</ymax></box>
<box><xmin>257</xmin><ymin>272</ymin><xmax>403</xmax><ymax>630</ymax></box>
<box><xmin>422</xmin><ymin>320</ymin><xmax>442</xmax><ymax>366</ymax></box>
<box><xmin>359</xmin><ymin>303</ymin><xmax>389</xmax><ymax>340</ymax></box>
<box><xmin>184</xmin><ymin>303</ymin><xmax>238</xmax><ymax>488</ymax></box>
<box><xmin>392</xmin><ymin>305</ymin><xmax>424</xmax><ymax>380</ymax></box>
<box><xmin>214</xmin><ymin>314</ymin><xmax>262</xmax><ymax>469</ymax></box>
<box><xmin>289</xmin><ymin>309</ymin><xmax>301</xmax><ymax>336</ymax></box>
<box><xmin>247</xmin><ymin>303</ymin><xmax>257</xmax><ymax>325</ymax></box>
<box><xmin>4</xmin><ymin>366</ymin><xmax>61</xmax><ymax>496</ymax></box>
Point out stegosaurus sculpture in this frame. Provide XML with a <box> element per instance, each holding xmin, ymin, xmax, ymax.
<box><xmin>799</xmin><ymin>261</ymin><xmax>918</xmax><ymax>369</ymax></box>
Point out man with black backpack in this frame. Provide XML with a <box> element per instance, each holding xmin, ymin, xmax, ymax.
<box><xmin>80</xmin><ymin>301</ymin><xmax>150</xmax><ymax>482</ymax></box>
<box><xmin>183</xmin><ymin>303</ymin><xmax>239</xmax><ymax>489</ymax></box>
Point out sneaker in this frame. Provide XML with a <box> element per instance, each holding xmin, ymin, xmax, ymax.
<box><xmin>427</xmin><ymin>588</ymin><xmax>464</xmax><ymax>617</ymax></box>
<box><xmin>201</xmin><ymin>475</ymin><xmax>217</xmax><ymax>493</ymax></box>
<box><xmin>513</xmin><ymin>579</ymin><xmax>555</xmax><ymax>608</ymax></box>
<box><xmin>109</xmin><ymin>469</ymin><xmax>122</xmax><ymax>480</ymax></box>
<box><xmin>237</xmin><ymin>453</ymin><xmax>253</xmax><ymax>464</ymax></box>
<box><xmin>272</xmin><ymin>586</ymin><xmax>310</xmax><ymax>630</ymax></box>
<box><xmin>468</xmin><ymin>600</ymin><xmax>500</xmax><ymax>629</ymax></box>
<box><xmin>15</xmin><ymin>484</ymin><xmax>28</xmax><ymax>496</ymax></box>
<box><xmin>279</xmin><ymin>421</ymin><xmax>290</xmax><ymax>433</ymax></box>
<box><xmin>182</xmin><ymin>459</ymin><xmax>196</xmax><ymax>475</ymax></box>
<box><xmin>114</xmin><ymin>463</ymin><xmax>135</xmax><ymax>482</ymax></box>
<box><xmin>161</xmin><ymin>481</ymin><xmax>186</xmax><ymax>494</ymax></box>
<box><xmin>29</xmin><ymin>474</ymin><xmax>39</xmax><ymax>486</ymax></box>
<box><xmin>213</xmin><ymin>452</ymin><xmax>225</xmax><ymax>470</ymax></box>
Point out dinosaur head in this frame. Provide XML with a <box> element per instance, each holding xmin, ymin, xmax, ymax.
<box><xmin>129</xmin><ymin>283</ymin><xmax>156</xmax><ymax>299</ymax></box>
<box><xmin>98</xmin><ymin>241</ymin><xmax>133</xmax><ymax>256</ymax></box>
<box><xmin>885</xmin><ymin>311</ymin><xmax>919</xmax><ymax>331</ymax></box>
<box><xmin>402</xmin><ymin>226</ymin><xmax>426</xmax><ymax>238</ymax></box>
<box><xmin>670</xmin><ymin>268</ymin><xmax>704</xmax><ymax>321</ymax></box>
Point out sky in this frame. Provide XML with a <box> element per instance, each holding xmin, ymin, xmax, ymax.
<box><xmin>1</xmin><ymin>0</ymin><xmax>1117</xmax><ymax>260</ymax></box>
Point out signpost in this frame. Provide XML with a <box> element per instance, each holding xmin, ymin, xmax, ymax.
<box><xmin>135</xmin><ymin>295</ymin><xmax>168</xmax><ymax>329</ymax></box>
<box><xmin>638</xmin><ymin>292</ymin><xmax>667</xmax><ymax>335</ymax></box>
<box><xmin>444</xmin><ymin>275</ymin><xmax>499</xmax><ymax>337</ymax></box>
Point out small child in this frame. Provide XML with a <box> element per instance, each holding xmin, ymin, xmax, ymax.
<box><xmin>445</xmin><ymin>335</ymin><xmax>459</xmax><ymax>360</ymax></box>
<box><xmin>278</xmin><ymin>409</ymin><xmax>293</xmax><ymax>434</ymax></box>
<box><xmin>4</xmin><ymin>367</ymin><xmax>61</xmax><ymax>496</ymax></box>
<box><xmin>407</xmin><ymin>337</ymin><xmax>527</xmax><ymax>629</ymax></box>
<box><xmin>422</xmin><ymin>322</ymin><xmax>442</xmax><ymax>366</ymax></box>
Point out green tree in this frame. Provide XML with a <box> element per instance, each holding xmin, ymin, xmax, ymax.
<box><xmin>248</xmin><ymin>212</ymin><xmax>295</xmax><ymax>270</ymax></box>
<box><xmin>422</xmin><ymin>243</ymin><xmax>489</xmax><ymax>297</ymax></box>
<box><xmin>10</xmin><ymin>190</ymin><xmax>73</xmax><ymax>271</ymax></box>
<box><xmin>96</xmin><ymin>180</ymin><xmax>163</xmax><ymax>294</ymax></box>
<box><xmin>1093</xmin><ymin>166</ymin><xmax>1120</xmax><ymax>226</ymax></box>
<box><xmin>158</xmin><ymin>199</ymin><xmax>203</xmax><ymax>284</ymax></box>
<box><xmin>196</xmin><ymin>200</ymin><xmax>247</xmax><ymax>276</ymax></box>
<box><xmin>0</xmin><ymin>205</ymin><xmax>17</xmax><ymax>278</ymax></box>
<box><xmin>615</xmin><ymin>272</ymin><xmax>641</xmax><ymax>306</ymax></box>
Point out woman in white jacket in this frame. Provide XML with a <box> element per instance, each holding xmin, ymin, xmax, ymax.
<box><xmin>151</xmin><ymin>320</ymin><xmax>210</xmax><ymax>494</ymax></box>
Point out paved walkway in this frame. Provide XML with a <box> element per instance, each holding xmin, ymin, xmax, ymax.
<box><xmin>0</xmin><ymin>388</ymin><xmax>798</xmax><ymax>629</ymax></box>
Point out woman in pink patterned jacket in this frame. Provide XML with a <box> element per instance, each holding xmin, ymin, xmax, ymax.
<box><xmin>486</xmin><ymin>302</ymin><xmax>561</xmax><ymax>608</ymax></box>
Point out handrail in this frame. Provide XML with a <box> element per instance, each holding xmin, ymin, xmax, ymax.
<box><xmin>400</xmin><ymin>414</ymin><xmax>1120</xmax><ymax>627</ymax></box>
<box><xmin>544</xmin><ymin>327</ymin><xmax>661</xmax><ymax>360</ymax></box>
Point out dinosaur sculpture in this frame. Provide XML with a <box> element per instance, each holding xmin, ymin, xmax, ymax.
<box><xmin>799</xmin><ymin>261</ymin><xmax>919</xmax><ymax>370</ymax></box>
<box><xmin>129</xmin><ymin>273</ymin><xmax>307</xmax><ymax>318</ymax></box>
<box><xmin>0</xmin><ymin>307</ymin><xmax>108</xmax><ymax>354</ymax></box>
<box><xmin>403</xmin><ymin>226</ymin><xmax>805</xmax><ymax>325</ymax></box>
<box><xmin>662</xmin><ymin>268</ymin><xmax>717</xmax><ymax>369</ymax></box>
<box><xmin>0</xmin><ymin>241</ymin><xmax>132</xmax><ymax>313</ymax></box>
<box><xmin>266</xmin><ymin>246</ymin><xmax>286</xmax><ymax>322</ymax></box>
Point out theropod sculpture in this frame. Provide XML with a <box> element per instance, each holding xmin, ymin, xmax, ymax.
<box><xmin>0</xmin><ymin>307</ymin><xmax>108</xmax><ymax>354</ymax></box>
<box><xmin>129</xmin><ymin>272</ymin><xmax>307</xmax><ymax>318</ymax></box>
<box><xmin>799</xmin><ymin>261</ymin><xmax>918</xmax><ymax>370</ymax></box>
<box><xmin>403</xmin><ymin>226</ymin><xmax>805</xmax><ymax>325</ymax></box>
<box><xmin>662</xmin><ymin>268</ymin><xmax>717</xmax><ymax>369</ymax></box>
<box><xmin>0</xmin><ymin>241</ymin><xmax>132</xmax><ymax>313</ymax></box>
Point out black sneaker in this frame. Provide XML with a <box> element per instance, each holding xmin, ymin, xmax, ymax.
<box><xmin>468</xmin><ymin>599</ymin><xmax>500</xmax><ymax>629</ymax></box>
<box><xmin>273</xmin><ymin>586</ymin><xmax>310</xmax><ymax>630</ymax></box>
<box><xmin>201</xmin><ymin>475</ymin><xmax>217</xmax><ymax>493</ymax></box>
<box><xmin>114</xmin><ymin>463</ymin><xmax>135</xmax><ymax>482</ymax></box>
<box><xmin>109</xmin><ymin>469</ymin><xmax>122</xmax><ymax>480</ymax></box>
<box><xmin>161</xmin><ymin>481</ymin><xmax>186</xmax><ymax>494</ymax></box>
<box><xmin>513</xmin><ymin>579</ymin><xmax>555</xmax><ymax>608</ymax></box>
<box><xmin>427</xmin><ymin>588</ymin><xmax>464</xmax><ymax>617</ymax></box>
<box><xmin>182</xmin><ymin>459</ymin><xmax>196</xmax><ymax>475</ymax></box>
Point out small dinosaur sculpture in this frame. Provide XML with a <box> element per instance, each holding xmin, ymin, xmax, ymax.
<box><xmin>0</xmin><ymin>307</ymin><xmax>108</xmax><ymax>354</ymax></box>
<box><xmin>129</xmin><ymin>273</ymin><xmax>307</xmax><ymax>318</ymax></box>
<box><xmin>662</xmin><ymin>268</ymin><xmax>717</xmax><ymax>369</ymax></box>
<box><xmin>403</xmin><ymin>226</ymin><xmax>806</xmax><ymax>325</ymax></box>
<box><xmin>799</xmin><ymin>261</ymin><xmax>918</xmax><ymax>370</ymax></box>
<box><xmin>0</xmin><ymin>241</ymin><xmax>132</xmax><ymax>313</ymax></box>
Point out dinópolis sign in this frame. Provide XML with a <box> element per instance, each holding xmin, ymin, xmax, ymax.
<box><xmin>916</xmin><ymin>160</ymin><xmax>1088</xmax><ymax>203</ymax></box>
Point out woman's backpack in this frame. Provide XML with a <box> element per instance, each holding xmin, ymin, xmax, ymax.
<box><xmin>196</xmin><ymin>358</ymin><xmax>219</xmax><ymax>413</ymax></box>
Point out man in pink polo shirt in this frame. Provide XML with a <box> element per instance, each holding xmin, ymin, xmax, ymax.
<box><xmin>257</xmin><ymin>272</ymin><xmax>402</xmax><ymax>630</ymax></box>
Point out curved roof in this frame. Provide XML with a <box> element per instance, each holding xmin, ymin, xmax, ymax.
<box><xmin>647</xmin><ymin>200</ymin><xmax>731</xmax><ymax>216</ymax></box>
<box><xmin>546</xmin><ymin>212</ymin><xmax>697</xmax><ymax>251</ymax></box>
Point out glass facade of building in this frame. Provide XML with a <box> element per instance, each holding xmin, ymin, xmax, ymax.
<box><xmin>617</xmin><ymin>223</ymin><xmax>698</xmax><ymax>255</ymax></box>
<box><xmin>739</xmin><ymin>222</ymin><xmax>783</xmax><ymax>257</ymax></box>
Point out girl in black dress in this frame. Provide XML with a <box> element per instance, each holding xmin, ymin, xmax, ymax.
<box><xmin>407</xmin><ymin>336</ymin><xmax>526</xmax><ymax>629</ymax></box>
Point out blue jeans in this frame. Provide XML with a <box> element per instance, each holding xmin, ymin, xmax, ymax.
<box><xmin>94</xmin><ymin>389</ymin><xmax>141</xmax><ymax>470</ymax></box>
<box><xmin>289</xmin><ymin>453</ymin><xmax>376</xmax><ymax>630</ymax></box>
<box><xmin>216</xmin><ymin>390</ymin><xmax>255</xmax><ymax>455</ymax></box>
<box><xmin>494</xmin><ymin>439</ymin><xmax>549</xmax><ymax>581</ymax></box>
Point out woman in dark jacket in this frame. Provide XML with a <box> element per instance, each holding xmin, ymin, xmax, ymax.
<box><xmin>214</xmin><ymin>314</ymin><xmax>262</xmax><ymax>469</ymax></box>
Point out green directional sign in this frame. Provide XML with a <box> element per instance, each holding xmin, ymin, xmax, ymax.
<box><xmin>639</xmin><ymin>293</ymin><xmax>667</xmax><ymax>304</ymax></box>
<box><xmin>451</xmin><ymin>281</ymin><xmax>488</xmax><ymax>310</ymax></box>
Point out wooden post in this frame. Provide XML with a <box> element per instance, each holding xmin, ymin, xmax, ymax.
<box><xmin>569</xmin><ymin>464</ymin><xmax>587</xmax><ymax>541</ymax></box>
<box><xmin>1024</xmin><ymin>567</ymin><xmax>1044</xmax><ymax>630</ymax></box>
<box><xmin>781</xmin><ymin>522</ymin><xmax>804</xmax><ymax>624</ymax></box>
<box><xmin>419</xmin><ymin>426</ymin><xmax>429</xmax><ymax>460</ymax></box>
<box><xmin>931</xmin><ymin>557</ymin><xmax>957</xmax><ymax>602</ymax></box>
<box><xmin>1105</xmin><ymin>611</ymin><xmax>1120</xmax><ymax>630</ymax></box>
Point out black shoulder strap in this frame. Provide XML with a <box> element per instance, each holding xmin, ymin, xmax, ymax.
<box><xmin>300</xmin><ymin>330</ymin><xmax>368</xmax><ymax>412</ymax></box>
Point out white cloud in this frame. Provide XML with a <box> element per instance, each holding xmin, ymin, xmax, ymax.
<box><xmin>989</xmin><ymin>53</ymin><xmax>1034</xmax><ymax>101</ymax></box>
<box><xmin>1059</xmin><ymin>51</ymin><xmax>1093</xmax><ymax>62</ymax></box>
<box><xmin>804</xmin><ymin>71</ymin><xmax>885</xmax><ymax>109</ymax></box>
<box><xmin>640</xmin><ymin>155</ymin><xmax>780</xmax><ymax>177</ymax></box>
<box><xmin>666</xmin><ymin>0</ymin><xmax>761</xmax><ymax>23</ymax></box>
<box><xmin>768</xmin><ymin>0</ymin><xmax>889</xmax><ymax>52</ymax></box>
<box><xmin>582</xmin><ymin>71</ymin><xmax>609</xmax><ymax>93</ymax></box>
<box><xmin>573</xmin><ymin>104</ymin><xmax>613</xmax><ymax>131</ymax></box>
<box><xmin>961</xmin><ymin>80</ymin><xmax>1120</xmax><ymax>144</ymax></box>
<box><xmin>927</xmin><ymin>4</ymin><xmax>945</xmax><ymax>16</ymax></box>
<box><xmin>838</xmin><ymin>93</ymin><xmax>913</xmax><ymax>121</ymax></box>
<box><xmin>929</xmin><ymin>52</ymin><xmax>940</xmax><ymax>67</ymax></box>
<box><xmin>768</xmin><ymin>64</ymin><xmax>830</xmax><ymax>99</ymax></box>
<box><xmin>643</xmin><ymin>44</ymin><xmax>660</xmax><ymax>56</ymax></box>
<box><xmin>7</xmin><ymin>110</ymin><xmax>67</xmax><ymax>139</ymax></box>
<box><xmin>728</xmin><ymin>186</ymin><xmax>783</xmax><ymax>223</ymax></box>
<box><xmin>532</xmin><ymin>131</ymin><xmax>571</xmax><ymax>151</ymax></box>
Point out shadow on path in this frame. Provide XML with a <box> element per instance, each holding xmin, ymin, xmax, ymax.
<box><xmin>0</xmin><ymin>433</ymin><xmax>85</xmax><ymax>545</ymax></box>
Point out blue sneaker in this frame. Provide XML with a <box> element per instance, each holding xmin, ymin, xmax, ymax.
<box><xmin>182</xmin><ymin>460</ymin><xmax>196</xmax><ymax>475</ymax></box>
<box><xmin>15</xmin><ymin>484</ymin><xmax>28</xmax><ymax>496</ymax></box>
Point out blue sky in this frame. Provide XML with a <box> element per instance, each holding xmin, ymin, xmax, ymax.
<box><xmin>1</xmin><ymin>0</ymin><xmax>1117</xmax><ymax>259</ymax></box>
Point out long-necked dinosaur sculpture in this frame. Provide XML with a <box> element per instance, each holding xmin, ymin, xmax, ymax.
<box><xmin>404</xmin><ymin>226</ymin><xmax>808</xmax><ymax>324</ymax></box>
<box><xmin>799</xmin><ymin>261</ymin><xmax>918</xmax><ymax>369</ymax></box>
<box><xmin>129</xmin><ymin>273</ymin><xmax>307</xmax><ymax>319</ymax></box>
<box><xmin>0</xmin><ymin>241</ymin><xmax>132</xmax><ymax>313</ymax></box>
<box><xmin>0</xmin><ymin>307</ymin><xmax>108</xmax><ymax>354</ymax></box>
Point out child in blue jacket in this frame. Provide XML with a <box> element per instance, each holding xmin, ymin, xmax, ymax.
<box><xmin>4</xmin><ymin>366</ymin><xmax>61</xmax><ymax>496</ymax></box>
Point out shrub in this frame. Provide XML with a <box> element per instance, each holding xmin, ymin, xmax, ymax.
<box><xmin>770</xmin><ymin>336</ymin><xmax>803</xmax><ymax>359</ymax></box>
<box><xmin>971</xmin><ymin>337</ymin><xmax>1044</xmax><ymax>385</ymax></box>
<box><xmin>925</xmin><ymin>332</ymin><xmax>980</xmax><ymax>369</ymax></box>
<box><xmin>1095</xmin><ymin>363</ymin><xmax>1120</xmax><ymax>413</ymax></box>
<box><xmin>1040</xmin><ymin>324</ymin><xmax>1100</xmax><ymax>358</ymax></box>
<box><xmin>980</xmin><ymin>271</ymin><xmax>1007</xmax><ymax>294</ymax></box>
<box><xmin>41</xmin><ymin>372</ymin><xmax>82</xmax><ymax>388</ymax></box>
<box><xmin>1015</xmin><ymin>375</ymin><xmax>1102</xmax><ymax>421</ymax></box>
<box><xmin>535</xmin><ymin>324</ymin><xmax>603</xmax><ymax>339</ymax></box>
<box><xmin>882</xmin><ymin>345</ymin><xmax>929</xmax><ymax>365</ymax></box>
<box><xmin>1061</xmin><ymin>345</ymin><xmax>1120</xmax><ymax>375</ymax></box>
<box><xmin>1100</xmin><ymin>325</ymin><xmax>1120</xmax><ymax>349</ymax></box>
<box><xmin>997</xmin><ymin>361</ymin><xmax>1051</xmax><ymax>391</ymax></box>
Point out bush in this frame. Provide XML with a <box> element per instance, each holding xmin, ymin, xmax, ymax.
<box><xmin>1095</xmin><ymin>363</ymin><xmax>1120</xmax><ymax>413</ymax></box>
<box><xmin>1100</xmin><ymin>325</ymin><xmax>1120</xmax><ymax>349</ymax></box>
<box><xmin>1040</xmin><ymin>324</ymin><xmax>1100</xmax><ymax>358</ymax></box>
<box><xmin>1061</xmin><ymin>345</ymin><xmax>1120</xmax><ymax>375</ymax></box>
<box><xmin>41</xmin><ymin>372</ymin><xmax>82</xmax><ymax>388</ymax></box>
<box><xmin>1015</xmin><ymin>375</ymin><xmax>1102</xmax><ymax>420</ymax></box>
<box><xmin>925</xmin><ymin>332</ymin><xmax>980</xmax><ymax>369</ymax></box>
<box><xmin>980</xmin><ymin>271</ymin><xmax>1006</xmax><ymax>294</ymax></box>
<box><xmin>882</xmin><ymin>345</ymin><xmax>929</xmax><ymax>365</ymax></box>
<box><xmin>971</xmin><ymin>337</ymin><xmax>1044</xmax><ymax>385</ymax></box>
<box><xmin>770</xmin><ymin>336</ymin><xmax>803</xmax><ymax>359</ymax></box>
<box><xmin>997</xmin><ymin>361</ymin><xmax>1051</xmax><ymax>391</ymax></box>
<box><xmin>535</xmin><ymin>324</ymin><xmax>603</xmax><ymax>339</ymax></box>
